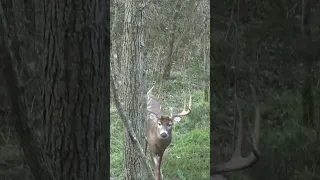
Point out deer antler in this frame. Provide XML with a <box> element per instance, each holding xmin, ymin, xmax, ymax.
<box><xmin>172</xmin><ymin>95</ymin><xmax>192</xmax><ymax>117</ymax></box>
<box><xmin>147</xmin><ymin>86</ymin><xmax>161</xmax><ymax>116</ymax></box>
<box><xmin>211</xmin><ymin>85</ymin><xmax>261</xmax><ymax>175</ymax></box>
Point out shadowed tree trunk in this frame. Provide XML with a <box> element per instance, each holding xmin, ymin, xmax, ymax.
<box><xmin>41</xmin><ymin>0</ymin><xmax>109</xmax><ymax>179</ymax></box>
<box><xmin>301</xmin><ymin>0</ymin><xmax>314</xmax><ymax>127</ymax></box>
<box><xmin>0</xmin><ymin>0</ymin><xmax>109</xmax><ymax>179</ymax></box>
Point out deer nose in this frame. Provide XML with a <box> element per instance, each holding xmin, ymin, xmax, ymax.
<box><xmin>160</xmin><ymin>132</ymin><xmax>167</xmax><ymax>138</ymax></box>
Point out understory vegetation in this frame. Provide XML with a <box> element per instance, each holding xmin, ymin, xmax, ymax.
<box><xmin>111</xmin><ymin>0</ymin><xmax>209</xmax><ymax>179</ymax></box>
<box><xmin>111</xmin><ymin>69</ymin><xmax>210</xmax><ymax>180</ymax></box>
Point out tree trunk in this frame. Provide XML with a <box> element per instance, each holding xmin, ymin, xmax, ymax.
<box><xmin>0</xmin><ymin>1</ymin><xmax>54</xmax><ymax>179</ymax></box>
<box><xmin>0</xmin><ymin>0</ymin><xmax>109</xmax><ymax>179</ymax></box>
<box><xmin>162</xmin><ymin>32</ymin><xmax>175</xmax><ymax>80</ymax></box>
<box><xmin>301</xmin><ymin>0</ymin><xmax>314</xmax><ymax>127</ymax></box>
<box><xmin>41</xmin><ymin>0</ymin><xmax>109</xmax><ymax>179</ymax></box>
<box><xmin>162</xmin><ymin>1</ymin><xmax>182</xmax><ymax>80</ymax></box>
<box><xmin>122</xmin><ymin>0</ymin><xmax>148</xmax><ymax>179</ymax></box>
<box><xmin>203</xmin><ymin>22</ymin><xmax>209</xmax><ymax>102</ymax></box>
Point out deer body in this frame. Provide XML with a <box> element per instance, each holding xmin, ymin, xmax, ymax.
<box><xmin>144</xmin><ymin>87</ymin><xmax>191</xmax><ymax>180</ymax></box>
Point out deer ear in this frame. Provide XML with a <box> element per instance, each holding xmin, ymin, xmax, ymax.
<box><xmin>149</xmin><ymin>113</ymin><xmax>157</xmax><ymax>121</ymax></box>
<box><xmin>172</xmin><ymin>116</ymin><xmax>181</xmax><ymax>123</ymax></box>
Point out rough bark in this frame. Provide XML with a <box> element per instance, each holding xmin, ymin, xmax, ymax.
<box><xmin>0</xmin><ymin>1</ymin><xmax>54</xmax><ymax>179</ymax></box>
<box><xmin>122</xmin><ymin>0</ymin><xmax>148</xmax><ymax>179</ymax></box>
<box><xmin>41</xmin><ymin>0</ymin><xmax>109</xmax><ymax>179</ymax></box>
<box><xmin>0</xmin><ymin>0</ymin><xmax>109</xmax><ymax>179</ymax></box>
<box><xmin>301</xmin><ymin>0</ymin><xmax>314</xmax><ymax>127</ymax></box>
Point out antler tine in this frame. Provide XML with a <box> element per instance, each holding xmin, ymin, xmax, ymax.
<box><xmin>182</xmin><ymin>95</ymin><xmax>192</xmax><ymax>111</ymax></box>
<box><xmin>147</xmin><ymin>86</ymin><xmax>154</xmax><ymax>95</ymax></box>
<box><xmin>173</xmin><ymin>95</ymin><xmax>191</xmax><ymax>117</ymax></box>
<box><xmin>147</xmin><ymin>86</ymin><xmax>161</xmax><ymax>116</ymax></box>
<box><xmin>250</xmin><ymin>84</ymin><xmax>260</xmax><ymax>152</ymax></box>
<box><xmin>211</xmin><ymin>85</ymin><xmax>261</xmax><ymax>175</ymax></box>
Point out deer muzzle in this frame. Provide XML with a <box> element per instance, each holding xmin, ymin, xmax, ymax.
<box><xmin>159</xmin><ymin>128</ymin><xmax>169</xmax><ymax>139</ymax></box>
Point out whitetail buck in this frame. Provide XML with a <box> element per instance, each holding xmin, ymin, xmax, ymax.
<box><xmin>211</xmin><ymin>85</ymin><xmax>261</xmax><ymax>180</ymax></box>
<box><xmin>144</xmin><ymin>86</ymin><xmax>191</xmax><ymax>180</ymax></box>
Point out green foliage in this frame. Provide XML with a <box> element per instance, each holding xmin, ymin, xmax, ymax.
<box><xmin>110</xmin><ymin>80</ymin><xmax>210</xmax><ymax>179</ymax></box>
<box><xmin>162</xmin><ymin>128</ymin><xmax>210</xmax><ymax>180</ymax></box>
<box><xmin>111</xmin><ymin>0</ymin><xmax>209</xmax><ymax>178</ymax></box>
<box><xmin>110</xmin><ymin>106</ymin><xmax>124</xmax><ymax>179</ymax></box>
<box><xmin>174</xmin><ymin>90</ymin><xmax>210</xmax><ymax>131</ymax></box>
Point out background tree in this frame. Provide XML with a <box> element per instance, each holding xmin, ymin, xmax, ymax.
<box><xmin>0</xmin><ymin>0</ymin><xmax>109</xmax><ymax>179</ymax></box>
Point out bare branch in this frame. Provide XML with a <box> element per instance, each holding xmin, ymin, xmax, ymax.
<box><xmin>110</xmin><ymin>74</ymin><xmax>155</xmax><ymax>180</ymax></box>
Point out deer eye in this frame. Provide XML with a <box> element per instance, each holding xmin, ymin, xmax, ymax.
<box><xmin>158</xmin><ymin>122</ymin><xmax>161</xmax><ymax>126</ymax></box>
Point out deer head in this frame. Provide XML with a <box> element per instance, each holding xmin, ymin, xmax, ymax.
<box><xmin>145</xmin><ymin>86</ymin><xmax>192</xmax><ymax>180</ymax></box>
<box><xmin>211</xmin><ymin>85</ymin><xmax>261</xmax><ymax>179</ymax></box>
<box><xmin>146</xmin><ymin>86</ymin><xmax>191</xmax><ymax>140</ymax></box>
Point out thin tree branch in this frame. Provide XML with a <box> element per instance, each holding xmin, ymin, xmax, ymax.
<box><xmin>110</xmin><ymin>74</ymin><xmax>155</xmax><ymax>180</ymax></box>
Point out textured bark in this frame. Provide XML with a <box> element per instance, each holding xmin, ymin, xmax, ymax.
<box><xmin>2</xmin><ymin>54</ymin><xmax>55</xmax><ymax>180</ymax></box>
<box><xmin>0</xmin><ymin>0</ymin><xmax>109</xmax><ymax>179</ymax></box>
<box><xmin>41</xmin><ymin>0</ymin><xmax>109</xmax><ymax>179</ymax></box>
<box><xmin>0</xmin><ymin>1</ymin><xmax>54</xmax><ymax>180</ymax></box>
<box><xmin>122</xmin><ymin>0</ymin><xmax>148</xmax><ymax>179</ymax></box>
<box><xmin>301</xmin><ymin>0</ymin><xmax>314</xmax><ymax>127</ymax></box>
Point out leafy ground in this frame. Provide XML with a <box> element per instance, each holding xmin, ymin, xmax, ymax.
<box><xmin>110</xmin><ymin>70</ymin><xmax>210</xmax><ymax>179</ymax></box>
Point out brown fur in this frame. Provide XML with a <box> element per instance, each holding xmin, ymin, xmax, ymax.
<box><xmin>144</xmin><ymin>116</ymin><xmax>175</xmax><ymax>180</ymax></box>
<box><xmin>146</xmin><ymin>116</ymin><xmax>173</xmax><ymax>156</ymax></box>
